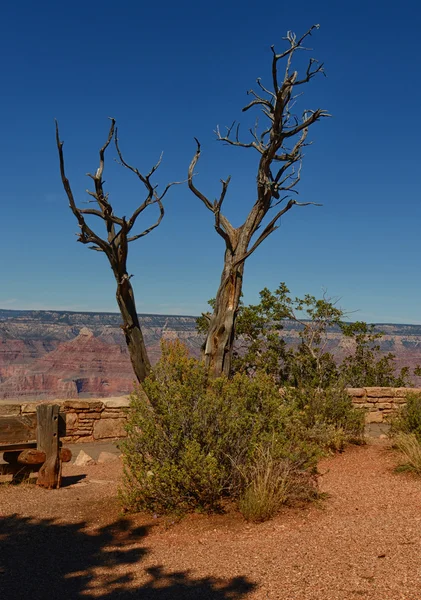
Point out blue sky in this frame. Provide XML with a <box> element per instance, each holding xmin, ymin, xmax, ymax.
<box><xmin>1</xmin><ymin>0</ymin><xmax>420</xmax><ymax>322</ymax></box>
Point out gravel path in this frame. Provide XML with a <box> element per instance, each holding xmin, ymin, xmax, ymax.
<box><xmin>1</xmin><ymin>441</ymin><xmax>421</xmax><ymax>599</ymax></box>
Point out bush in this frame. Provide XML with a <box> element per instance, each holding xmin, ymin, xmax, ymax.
<box><xmin>120</xmin><ymin>341</ymin><xmax>320</xmax><ymax>516</ymax></box>
<box><xmin>393</xmin><ymin>433</ymin><xmax>421</xmax><ymax>474</ymax></box>
<box><xmin>390</xmin><ymin>393</ymin><xmax>421</xmax><ymax>442</ymax></box>
<box><xmin>283</xmin><ymin>386</ymin><xmax>366</xmax><ymax>451</ymax></box>
<box><xmin>120</xmin><ymin>341</ymin><xmax>365</xmax><ymax>519</ymax></box>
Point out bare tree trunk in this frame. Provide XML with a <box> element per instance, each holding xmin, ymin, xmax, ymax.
<box><xmin>56</xmin><ymin>119</ymin><xmax>178</xmax><ymax>385</ymax></box>
<box><xmin>204</xmin><ymin>251</ymin><xmax>244</xmax><ymax>377</ymax></box>
<box><xmin>115</xmin><ymin>273</ymin><xmax>151</xmax><ymax>383</ymax></box>
<box><xmin>189</xmin><ymin>26</ymin><xmax>328</xmax><ymax>379</ymax></box>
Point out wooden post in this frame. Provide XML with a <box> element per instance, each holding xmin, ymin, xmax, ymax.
<box><xmin>36</xmin><ymin>404</ymin><xmax>61</xmax><ymax>489</ymax></box>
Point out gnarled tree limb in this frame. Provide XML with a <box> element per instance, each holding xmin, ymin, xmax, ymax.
<box><xmin>55</xmin><ymin>119</ymin><xmax>176</xmax><ymax>383</ymax></box>
<box><xmin>188</xmin><ymin>25</ymin><xmax>329</xmax><ymax>378</ymax></box>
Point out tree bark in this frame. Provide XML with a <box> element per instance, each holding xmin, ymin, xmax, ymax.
<box><xmin>115</xmin><ymin>273</ymin><xmax>151</xmax><ymax>384</ymax></box>
<box><xmin>56</xmin><ymin>119</ymin><xmax>175</xmax><ymax>387</ymax></box>
<box><xmin>189</xmin><ymin>26</ymin><xmax>327</xmax><ymax>378</ymax></box>
<box><xmin>204</xmin><ymin>250</ymin><xmax>244</xmax><ymax>377</ymax></box>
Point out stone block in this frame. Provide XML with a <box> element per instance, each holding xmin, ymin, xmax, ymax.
<box><xmin>101</xmin><ymin>411</ymin><xmax>128</xmax><ymax>419</ymax></box>
<box><xmin>365</xmin><ymin>411</ymin><xmax>384</xmax><ymax>424</ymax></box>
<box><xmin>65</xmin><ymin>412</ymin><xmax>78</xmax><ymax>429</ymax></box>
<box><xmin>377</xmin><ymin>402</ymin><xmax>392</xmax><ymax>410</ymax></box>
<box><xmin>351</xmin><ymin>397</ymin><xmax>367</xmax><ymax>404</ymax></box>
<box><xmin>0</xmin><ymin>403</ymin><xmax>21</xmax><ymax>416</ymax></box>
<box><xmin>63</xmin><ymin>400</ymin><xmax>103</xmax><ymax>410</ymax></box>
<box><xmin>102</xmin><ymin>397</ymin><xmax>130</xmax><ymax>409</ymax></box>
<box><xmin>97</xmin><ymin>451</ymin><xmax>120</xmax><ymax>464</ymax></box>
<box><xmin>80</xmin><ymin>412</ymin><xmax>101</xmax><ymax>419</ymax></box>
<box><xmin>74</xmin><ymin>450</ymin><xmax>95</xmax><ymax>467</ymax></box>
<box><xmin>73</xmin><ymin>429</ymin><xmax>92</xmax><ymax>436</ymax></box>
<box><xmin>21</xmin><ymin>403</ymin><xmax>38</xmax><ymax>414</ymax></box>
<box><xmin>365</xmin><ymin>388</ymin><xmax>394</xmax><ymax>398</ymax></box>
<box><xmin>94</xmin><ymin>417</ymin><xmax>126</xmax><ymax>439</ymax></box>
<box><xmin>394</xmin><ymin>388</ymin><xmax>414</xmax><ymax>398</ymax></box>
<box><xmin>393</xmin><ymin>397</ymin><xmax>407</xmax><ymax>404</ymax></box>
<box><xmin>79</xmin><ymin>412</ymin><xmax>101</xmax><ymax>421</ymax></box>
<box><xmin>346</xmin><ymin>388</ymin><xmax>365</xmax><ymax>398</ymax></box>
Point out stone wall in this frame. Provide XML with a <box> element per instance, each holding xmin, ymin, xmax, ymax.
<box><xmin>1</xmin><ymin>388</ymin><xmax>419</xmax><ymax>442</ymax></box>
<box><xmin>0</xmin><ymin>397</ymin><xmax>130</xmax><ymax>443</ymax></box>
<box><xmin>347</xmin><ymin>388</ymin><xmax>420</xmax><ymax>423</ymax></box>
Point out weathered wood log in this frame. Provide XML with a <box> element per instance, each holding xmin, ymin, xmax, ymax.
<box><xmin>0</xmin><ymin>415</ymin><xmax>37</xmax><ymax>445</ymax></box>
<box><xmin>4</xmin><ymin>449</ymin><xmax>46</xmax><ymax>465</ymax></box>
<box><xmin>60</xmin><ymin>447</ymin><xmax>72</xmax><ymax>463</ymax></box>
<box><xmin>36</xmin><ymin>404</ymin><xmax>61</xmax><ymax>489</ymax></box>
<box><xmin>0</xmin><ymin>442</ymin><xmax>37</xmax><ymax>452</ymax></box>
<box><xmin>2</xmin><ymin>447</ymin><xmax>71</xmax><ymax>466</ymax></box>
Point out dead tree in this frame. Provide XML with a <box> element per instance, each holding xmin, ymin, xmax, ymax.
<box><xmin>188</xmin><ymin>25</ymin><xmax>330</xmax><ymax>378</ymax></box>
<box><xmin>56</xmin><ymin>119</ymin><xmax>176</xmax><ymax>383</ymax></box>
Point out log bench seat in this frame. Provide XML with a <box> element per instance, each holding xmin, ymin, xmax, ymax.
<box><xmin>0</xmin><ymin>404</ymin><xmax>71</xmax><ymax>488</ymax></box>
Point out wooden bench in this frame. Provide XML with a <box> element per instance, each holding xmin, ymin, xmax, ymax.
<box><xmin>0</xmin><ymin>404</ymin><xmax>72</xmax><ymax>489</ymax></box>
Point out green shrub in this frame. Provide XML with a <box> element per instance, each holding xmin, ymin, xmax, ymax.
<box><xmin>390</xmin><ymin>393</ymin><xmax>421</xmax><ymax>442</ymax></box>
<box><xmin>120</xmin><ymin>341</ymin><xmax>366</xmax><ymax>519</ymax></box>
<box><xmin>120</xmin><ymin>341</ymin><xmax>320</xmax><ymax>516</ymax></box>
<box><xmin>283</xmin><ymin>386</ymin><xmax>366</xmax><ymax>450</ymax></box>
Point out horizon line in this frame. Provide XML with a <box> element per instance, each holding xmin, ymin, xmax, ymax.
<box><xmin>1</xmin><ymin>307</ymin><xmax>421</xmax><ymax>328</ymax></box>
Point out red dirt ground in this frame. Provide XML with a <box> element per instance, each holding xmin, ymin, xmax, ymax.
<box><xmin>1</xmin><ymin>440</ymin><xmax>421</xmax><ymax>599</ymax></box>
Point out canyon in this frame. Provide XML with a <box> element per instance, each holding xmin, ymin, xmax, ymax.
<box><xmin>1</xmin><ymin>309</ymin><xmax>421</xmax><ymax>401</ymax></box>
<box><xmin>0</xmin><ymin>310</ymin><xmax>201</xmax><ymax>400</ymax></box>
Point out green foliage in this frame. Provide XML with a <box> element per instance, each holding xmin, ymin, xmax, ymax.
<box><xmin>284</xmin><ymin>386</ymin><xmax>365</xmax><ymax>451</ymax></box>
<box><xmin>120</xmin><ymin>340</ymin><xmax>321</xmax><ymax>516</ymax></box>
<box><xmin>120</xmin><ymin>340</ymin><xmax>367</xmax><ymax>520</ymax></box>
<box><xmin>231</xmin><ymin>283</ymin><xmax>344</xmax><ymax>388</ymax></box>
<box><xmin>390</xmin><ymin>393</ymin><xmax>421</xmax><ymax>442</ymax></box>
<box><xmin>340</xmin><ymin>321</ymin><xmax>411</xmax><ymax>387</ymax></box>
<box><xmin>198</xmin><ymin>283</ymin><xmax>414</xmax><ymax>389</ymax></box>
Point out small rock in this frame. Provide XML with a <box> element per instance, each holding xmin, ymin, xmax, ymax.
<box><xmin>379</xmin><ymin>434</ymin><xmax>388</xmax><ymax>440</ymax></box>
<box><xmin>74</xmin><ymin>450</ymin><xmax>96</xmax><ymax>467</ymax></box>
<box><xmin>97</xmin><ymin>451</ymin><xmax>120</xmax><ymax>464</ymax></box>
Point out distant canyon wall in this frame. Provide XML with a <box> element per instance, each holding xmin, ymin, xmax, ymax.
<box><xmin>0</xmin><ymin>310</ymin><xmax>202</xmax><ymax>401</ymax></box>
<box><xmin>2</xmin><ymin>309</ymin><xmax>421</xmax><ymax>401</ymax></box>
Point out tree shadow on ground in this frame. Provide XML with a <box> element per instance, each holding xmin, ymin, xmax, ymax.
<box><xmin>0</xmin><ymin>514</ymin><xmax>256</xmax><ymax>599</ymax></box>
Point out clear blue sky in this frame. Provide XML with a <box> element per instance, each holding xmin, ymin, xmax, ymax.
<box><xmin>1</xmin><ymin>0</ymin><xmax>420</xmax><ymax>323</ymax></box>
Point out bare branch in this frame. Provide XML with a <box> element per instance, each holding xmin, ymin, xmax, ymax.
<box><xmin>114</xmin><ymin>127</ymin><xmax>154</xmax><ymax>227</ymax></box>
<box><xmin>188</xmin><ymin>139</ymin><xmax>235</xmax><ymax>249</ymax></box>
<box><xmin>215</xmin><ymin>123</ymin><xmax>262</xmax><ymax>153</ymax></box>
<box><xmin>96</xmin><ymin>117</ymin><xmax>115</xmax><ymax>181</ymax></box>
<box><xmin>188</xmin><ymin>24</ymin><xmax>329</xmax><ymax>378</ymax></box>
<box><xmin>283</xmin><ymin>108</ymin><xmax>330</xmax><ymax>138</ymax></box>
<box><xmin>256</xmin><ymin>77</ymin><xmax>276</xmax><ymax>100</ymax></box>
<box><xmin>127</xmin><ymin>198</ymin><xmax>165</xmax><ymax>242</ymax></box>
<box><xmin>188</xmin><ymin>139</ymin><xmax>216</xmax><ymax>213</ymax></box>
<box><xmin>55</xmin><ymin>120</ymin><xmax>110</xmax><ymax>255</ymax></box>
<box><xmin>78</xmin><ymin>208</ymin><xmax>125</xmax><ymax>226</ymax></box>
<box><xmin>234</xmin><ymin>199</ymin><xmax>322</xmax><ymax>268</ymax></box>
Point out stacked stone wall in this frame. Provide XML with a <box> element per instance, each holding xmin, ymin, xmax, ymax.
<box><xmin>347</xmin><ymin>387</ymin><xmax>420</xmax><ymax>423</ymax></box>
<box><xmin>0</xmin><ymin>397</ymin><xmax>130</xmax><ymax>442</ymax></box>
<box><xmin>1</xmin><ymin>388</ymin><xmax>419</xmax><ymax>441</ymax></box>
